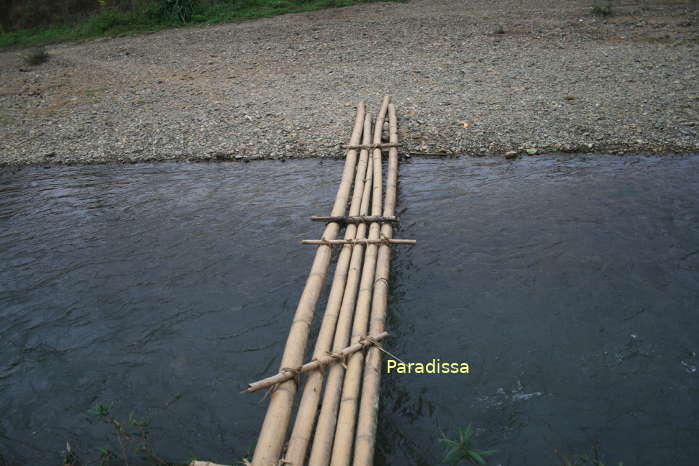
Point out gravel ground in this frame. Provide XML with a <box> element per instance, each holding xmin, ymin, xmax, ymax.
<box><xmin>1</xmin><ymin>0</ymin><xmax>698</xmax><ymax>166</ymax></box>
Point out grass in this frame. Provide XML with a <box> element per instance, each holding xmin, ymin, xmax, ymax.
<box><xmin>0</xmin><ymin>0</ymin><xmax>396</xmax><ymax>50</ymax></box>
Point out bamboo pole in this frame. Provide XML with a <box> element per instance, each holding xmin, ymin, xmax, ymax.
<box><xmin>251</xmin><ymin>103</ymin><xmax>366</xmax><ymax>466</ymax></box>
<box><xmin>353</xmin><ymin>103</ymin><xmax>400</xmax><ymax>466</ymax></box>
<box><xmin>326</xmin><ymin>96</ymin><xmax>391</xmax><ymax>466</ymax></box>
<box><xmin>244</xmin><ymin>332</ymin><xmax>389</xmax><ymax>393</ymax></box>
<box><xmin>301</xmin><ymin>239</ymin><xmax>415</xmax><ymax>245</ymax></box>
<box><xmin>282</xmin><ymin>111</ymin><xmax>374</xmax><ymax>466</ymax></box>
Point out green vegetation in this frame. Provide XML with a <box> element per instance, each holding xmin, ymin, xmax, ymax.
<box><xmin>0</xmin><ymin>0</ymin><xmax>394</xmax><ymax>49</ymax></box>
<box><xmin>591</xmin><ymin>0</ymin><xmax>613</xmax><ymax>16</ymax></box>
<box><xmin>439</xmin><ymin>425</ymin><xmax>496</xmax><ymax>465</ymax></box>
<box><xmin>557</xmin><ymin>446</ymin><xmax>624</xmax><ymax>466</ymax></box>
<box><xmin>80</xmin><ymin>403</ymin><xmax>181</xmax><ymax>466</ymax></box>
<box><xmin>437</xmin><ymin>427</ymin><xmax>625</xmax><ymax>466</ymax></box>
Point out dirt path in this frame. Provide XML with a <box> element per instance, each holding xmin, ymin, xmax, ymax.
<box><xmin>1</xmin><ymin>0</ymin><xmax>697</xmax><ymax>165</ymax></box>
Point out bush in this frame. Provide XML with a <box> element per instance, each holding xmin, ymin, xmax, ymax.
<box><xmin>23</xmin><ymin>46</ymin><xmax>49</xmax><ymax>65</ymax></box>
<box><xmin>591</xmin><ymin>0</ymin><xmax>613</xmax><ymax>16</ymax></box>
<box><xmin>159</xmin><ymin>0</ymin><xmax>195</xmax><ymax>23</ymax></box>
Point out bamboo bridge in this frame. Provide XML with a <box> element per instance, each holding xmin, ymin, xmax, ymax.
<box><xmin>242</xmin><ymin>96</ymin><xmax>413</xmax><ymax>466</ymax></box>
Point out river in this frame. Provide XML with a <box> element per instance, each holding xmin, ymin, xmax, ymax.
<box><xmin>1</xmin><ymin>155</ymin><xmax>698</xmax><ymax>465</ymax></box>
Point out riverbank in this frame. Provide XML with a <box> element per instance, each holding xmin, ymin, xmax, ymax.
<box><xmin>1</xmin><ymin>0</ymin><xmax>697</xmax><ymax>166</ymax></box>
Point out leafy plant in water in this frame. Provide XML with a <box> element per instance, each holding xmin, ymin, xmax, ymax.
<box><xmin>556</xmin><ymin>445</ymin><xmax>623</xmax><ymax>466</ymax></box>
<box><xmin>97</xmin><ymin>447</ymin><xmax>117</xmax><ymax>466</ymax></box>
<box><xmin>63</xmin><ymin>442</ymin><xmax>82</xmax><ymax>466</ymax></box>
<box><xmin>88</xmin><ymin>403</ymin><xmax>113</xmax><ymax>417</ymax></box>
<box><xmin>439</xmin><ymin>425</ymin><xmax>496</xmax><ymax>465</ymax></box>
<box><xmin>86</xmin><ymin>403</ymin><xmax>171</xmax><ymax>465</ymax></box>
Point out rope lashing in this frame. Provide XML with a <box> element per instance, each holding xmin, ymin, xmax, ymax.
<box><xmin>359</xmin><ymin>335</ymin><xmax>405</xmax><ymax>364</ymax></box>
<box><xmin>243</xmin><ymin>331</ymin><xmax>390</xmax><ymax>394</ymax></box>
<box><xmin>326</xmin><ymin>350</ymin><xmax>348</xmax><ymax>369</ymax></box>
<box><xmin>280</xmin><ymin>366</ymin><xmax>303</xmax><ymax>388</ymax></box>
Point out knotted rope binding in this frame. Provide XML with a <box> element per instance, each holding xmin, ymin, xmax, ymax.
<box><xmin>325</xmin><ymin>350</ymin><xmax>348</xmax><ymax>369</ymax></box>
<box><xmin>280</xmin><ymin>366</ymin><xmax>303</xmax><ymax>389</ymax></box>
<box><xmin>359</xmin><ymin>335</ymin><xmax>405</xmax><ymax>364</ymax></box>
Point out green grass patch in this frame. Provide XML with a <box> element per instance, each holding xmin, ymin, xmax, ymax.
<box><xmin>0</xmin><ymin>0</ymin><xmax>400</xmax><ymax>50</ymax></box>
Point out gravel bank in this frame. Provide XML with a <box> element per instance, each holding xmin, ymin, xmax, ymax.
<box><xmin>1</xmin><ymin>0</ymin><xmax>698</xmax><ymax>166</ymax></box>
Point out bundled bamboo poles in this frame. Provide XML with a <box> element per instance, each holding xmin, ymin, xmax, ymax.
<box><xmin>251</xmin><ymin>103</ymin><xmax>366</xmax><ymax>466</ymax></box>
<box><xmin>327</xmin><ymin>96</ymin><xmax>391</xmax><ymax>466</ymax></box>
<box><xmin>305</xmin><ymin>97</ymin><xmax>390</xmax><ymax>466</ymax></box>
<box><xmin>353</xmin><ymin>104</ymin><xmax>400</xmax><ymax>465</ymax></box>
<box><xmin>282</xmin><ymin>112</ymin><xmax>375</xmax><ymax>466</ymax></box>
<box><xmin>248</xmin><ymin>96</ymin><xmax>407</xmax><ymax>466</ymax></box>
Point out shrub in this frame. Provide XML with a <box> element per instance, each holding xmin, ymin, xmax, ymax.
<box><xmin>160</xmin><ymin>0</ymin><xmax>195</xmax><ymax>23</ymax></box>
<box><xmin>591</xmin><ymin>0</ymin><xmax>613</xmax><ymax>16</ymax></box>
<box><xmin>23</xmin><ymin>46</ymin><xmax>49</xmax><ymax>65</ymax></box>
<box><xmin>78</xmin><ymin>8</ymin><xmax>135</xmax><ymax>34</ymax></box>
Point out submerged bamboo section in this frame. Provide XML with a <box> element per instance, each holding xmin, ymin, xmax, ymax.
<box><xmin>247</xmin><ymin>96</ymin><xmax>407</xmax><ymax>466</ymax></box>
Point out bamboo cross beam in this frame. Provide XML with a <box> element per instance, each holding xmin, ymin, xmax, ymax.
<box><xmin>301</xmin><ymin>238</ymin><xmax>416</xmax><ymax>245</ymax></box>
<box><xmin>243</xmin><ymin>332</ymin><xmax>390</xmax><ymax>393</ymax></box>
<box><xmin>342</xmin><ymin>143</ymin><xmax>400</xmax><ymax>150</ymax></box>
<box><xmin>310</xmin><ymin>215</ymin><xmax>399</xmax><ymax>224</ymax></box>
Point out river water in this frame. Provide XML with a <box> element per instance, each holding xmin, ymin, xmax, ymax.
<box><xmin>1</xmin><ymin>155</ymin><xmax>698</xmax><ymax>465</ymax></box>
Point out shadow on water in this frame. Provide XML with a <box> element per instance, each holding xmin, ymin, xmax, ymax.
<box><xmin>1</xmin><ymin>154</ymin><xmax>698</xmax><ymax>465</ymax></box>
